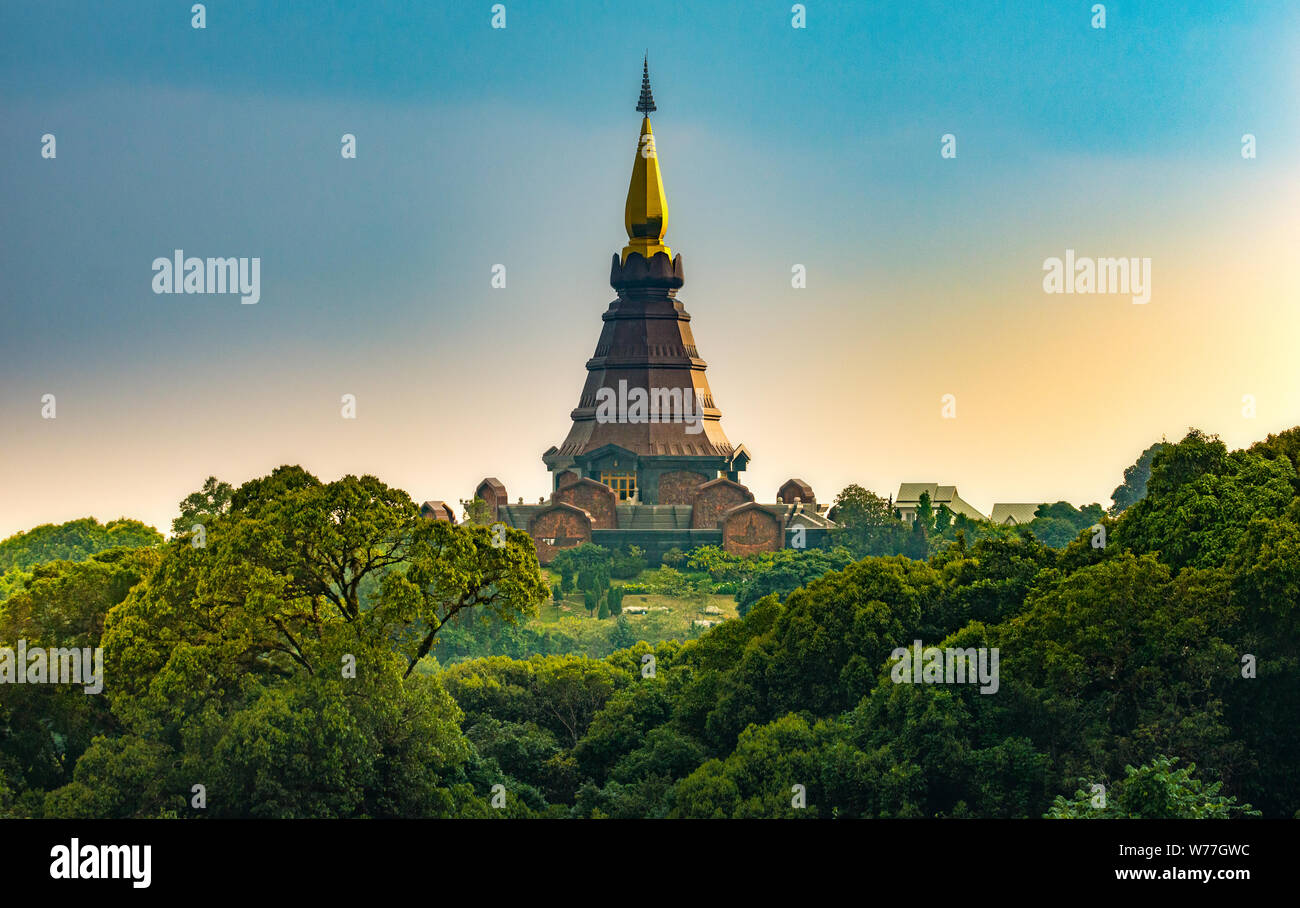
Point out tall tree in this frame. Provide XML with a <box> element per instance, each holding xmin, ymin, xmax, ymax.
<box><xmin>1108</xmin><ymin>442</ymin><xmax>1166</xmax><ymax>515</ymax></box>
<box><xmin>101</xmin><ymin>467</ymin><xmax>547</xmax><ymax>731</ymax></box>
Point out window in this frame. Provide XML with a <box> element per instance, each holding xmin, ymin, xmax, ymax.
<box><xmin>600</xmin><ymin>472</ymin><xmax>637</xmax><ymax>501</ymax></box>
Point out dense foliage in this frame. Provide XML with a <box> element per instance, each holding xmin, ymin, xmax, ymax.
<box><xmin>1</xmin><ymin>467</ymin><xmax>546</xmax><ymax>818</ymax></box>
<box><xmin>0</xmin><ymin>517</ymin><xmax>162</xmax><ymax>574</ymax></box>
<box><xmin>2</xmin><ymin>428</ymin><xmax>1295</xmax><ymax>818</ymax></box>
<box><xmin>0</xmin><ymin>518</ymin><xmax>162</xmax><ymax>604</ymax></box>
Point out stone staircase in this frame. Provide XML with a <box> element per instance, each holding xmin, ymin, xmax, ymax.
<box><xmin>615</xmin><ymin>504</ymin><xmax>693</xmax><ymax>530</ymax></box>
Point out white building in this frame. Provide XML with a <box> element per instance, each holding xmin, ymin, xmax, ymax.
<box><xmin>894</xmin><ymin>483</ymin><xmax>985</xmax><ymax>524</ymax></box>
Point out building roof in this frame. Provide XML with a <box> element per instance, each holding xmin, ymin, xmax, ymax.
<box><xmin>896</xmin><ymin>482</ymin><xmax>940</xmax><ymax>504</ymax></box>
<box><xmin>419</xmin><ymin>501</ymin><xmax>457</xmax><ymax>523</ymax></box>
<box><xmin>894</xmin><ymin>483</ymin><xmax>984</xmax><ymax>521</ymax></box>
<box><xmin>777</xmin><ymin>478</ymin><xmax>815</xmax><ymax>504</ymax></box>
<box><xmin>989</xmin><ymin>503</ymin><xmax>1042</xmax><ymax>526</ymax></box>
<box><xmin>772</xmin><ymin>503</ymin><xmax>836</xmax><ymax>529</ymax></box>
<box><xmin>548</xmin><ymin>67</ymin><xmax>734</xmax><ymax>467</ymax></box>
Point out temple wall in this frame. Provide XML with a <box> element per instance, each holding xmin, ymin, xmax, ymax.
<box><xmin>690</xmin><ymin>479</ymin><xmax>754</xmax><ymax>529</ymax></box>
<box><xmin>528</xmin><ymin>506</ymin><xmax>593</xmax><ymax>564</ymax></box>
<box><xmin>720</xmin><ymin>505</ymin><xmax>783</xmax><ymax>556</ymax></box>
<box><xmin>553</xmin><ymin>479</ymin><xmax>618</xmax><ymax>529</ymax></box>
<box><xmin>656</xmin><ymin>469</ymin><xmax>711</xmax><ymax>504</ymax></box>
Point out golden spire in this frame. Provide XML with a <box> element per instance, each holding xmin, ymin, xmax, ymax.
<box><xmin>622</xmin><ymin>58</ymin><xmax>671</xmax><ymax>263</ymax></box>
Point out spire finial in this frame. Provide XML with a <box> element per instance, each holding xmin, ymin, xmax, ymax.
<box><xmin>622</xmin><ymin>56</ymin><xmax>670</xmax><ymax>263</ymax></box>
<box><xmin>636</xmin><ymin>55</ymin><xmax>656</xmax><ymax>115</ymax></box>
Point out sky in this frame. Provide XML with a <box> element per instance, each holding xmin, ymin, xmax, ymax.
<box><xmin>2</xmin><ymin>0</ymin><xmax>1299</xmax><ymax>538</ymax></box>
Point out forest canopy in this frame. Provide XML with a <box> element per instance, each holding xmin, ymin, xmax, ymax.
<box><xmin>2</xmin><ymin>429</ymin><xmax>1297</xmax><ymax>819</ymax></box>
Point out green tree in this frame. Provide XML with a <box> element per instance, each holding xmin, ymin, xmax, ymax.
<box><xmin>171</xmin><ymin>477</ymin><xmax>234</xmax><ymax>535</ymax></box>
<box><xmin>609</xmin><ymin>615</ymin><xmax>636</xmax><ymax>650</ymax></box>
<box><xmin>830</xmin><ymin>484</ymin><xmax>896</xmax><ymax>528</ymax></box>
<box><xmin>906</xmin><ymin>509</ymin><xmax>930</xmax><ymax>560</ymax></box>
<box><xmin>1108</xmin><ymin>442</ymin><xmax>1166</xmax><ymax>515</ymax></box>
<box><xmin>44</xmin><ymin>654</ymin><xmax>474</xmax><ymax>819</ymax></box>
<box><xmin>0</xmin><ymin>547</ymin><xmax>162</xmax><ymax>806</ymax></box>
<box><xmin>0</xmin><ymin>517</ymin><xmax>162</xmax><ymax>575</ymax></box>
<box><xmin>734</xmin><ymin>547</ymin><xmax>855</xmax><ymax>616</ymax></box>
<box><xmin>995</xmin><ymin>553</ymin><xmax>1244</xmax><ymax>789</ymax></box>
<box><xmin>1027</xmin><ymin>501</ymin><xmax>1105</xmax><ymax>548</ymax></box>
<box><xmin>552</xmin><ymin>544</ymin><xmax>612</xmax><ymax>595</ymax></box>
<box><xmin>528</xmin><ymin>655</ymin><xmax>627</xmax><ymax>748</ymax></box>
<box><xmin>830</xmin><ymin>484</ymin><xmax>908</xmax><ymax>557</ymax></box>
<box><xmin>461</xmin><ymin>497</ymin><xmax>494</xmax><ymax>526</ymax></box>
<box><xmin>1046</xmin><ymin>756</ymin><xmax>1259</xmax><ymax>818</ymax></box>
<box><xmin>671</xmin><ymin>714</ymin><xmax>833</xmax><ymax>818</ymax></box>
<box><xmin>100</xmin><ymin>467</ymin><xmax>547</xmax><ymax>736</ymax></box>
<box><xmin>609</xmin><ymin>545</ymin><xmax>646</xmax><ymax>580</ymax></box>
<box><xmin>1117</xmin><ymin>430</ymin><xmax>1294</xmax><ymax>570</ymax></box>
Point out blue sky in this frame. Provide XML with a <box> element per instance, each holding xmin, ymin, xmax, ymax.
<box><xmin>2</xmin><ymin>1</ymin><xmax>1298</xmax><ymax>536</ymax></box>
<box><xmin>4</xmin><ymin>1</ymin><xmax>1290</xmax><ymax>146</ymax></box>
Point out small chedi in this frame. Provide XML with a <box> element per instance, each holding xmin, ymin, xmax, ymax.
<box><xmin>423</xmin><ymin>61</ymin><xmax>835</xmax><ymax>563</ymax></box>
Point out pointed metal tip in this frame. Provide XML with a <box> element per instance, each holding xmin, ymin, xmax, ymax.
<box><xmin>636</xmin><ymin>54</ymin><xmax>657</xmax><ymax>115</ymax></box>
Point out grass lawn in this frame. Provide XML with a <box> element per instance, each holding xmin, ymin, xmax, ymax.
<box><xmin>536</xmin><ymin>566</ymin><xmax>736</xmax><ymax>632</ymax></box>
<box><xmin>617</xmin><ymin>592</ymin><xmax>737</xmax><ymax>618</ymax></box>
<box><xmin>537</xmin><ymin>592</ymin><xmax>734</xmax><ymax>622</ymax></box>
